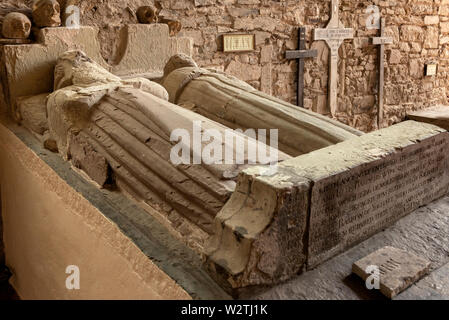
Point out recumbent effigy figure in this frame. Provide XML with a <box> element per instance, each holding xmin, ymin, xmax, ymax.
<box><xmin>162</xmin><ymin>54</ymin><xmax>363</xmax><ymax>157</ymax></box>
<box><xmin>47</xmin><ymin>50</ymin><xmax>290</xmax><ymax>242</ymax></box>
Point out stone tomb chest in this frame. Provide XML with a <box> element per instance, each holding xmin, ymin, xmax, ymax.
<box><xmin>1</xmin><ymin>23</ymin><xmax>448</xmax><ymax>298</ymax></box>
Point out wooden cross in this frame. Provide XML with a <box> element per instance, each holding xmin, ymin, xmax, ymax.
<box><xmin>314</xmin><ymin>0</ymin><xmax>354</xmax><ymax>116</ymax></box>
<box><xmin>286</xmin><ymin>27</ymin><xmax>318</xmax><ymax>108</ymax></box>
<box><xmin>372</xmin><ymin>18</ymin><xmax>393</xmax><ymax>128</ymax></box>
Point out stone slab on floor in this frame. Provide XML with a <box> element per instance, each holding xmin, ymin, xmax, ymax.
<box><xmin>352</xmin><ymin>246</ymin><xmax>431</xmax><ymax>299</ymax></box>
<box><xmin>241</xmin><ymin>195</ymin><xmax>449</xmax><ymax>300</ymax></box>
<box><xmin>396</xmin><ymin>262</ymin><xmax>449</xmax><ymax>300</ymax></box>
<box><xmin>407</xmin><ymin>105</ymin><xmax>449</xmax><ymax>130</ymax></box>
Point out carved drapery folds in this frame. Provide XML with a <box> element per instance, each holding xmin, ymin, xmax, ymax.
<box><xmin>162</xmin><ymin>55</ymin><xmax>363</xmax><ymax>157</ymax></box>
<box><xmin>47</xmin><ymin>51</ymin><xmax>290</xmax><ymax>244</ymax></box>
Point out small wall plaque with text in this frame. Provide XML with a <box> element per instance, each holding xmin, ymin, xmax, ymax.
<box><xmin>425</xmin><ymin>64</ymin><xmax>438</xmax><ymax>76</ymax></box>
<box><xmin>223</xmin><ymin>34</ymin><xmax>255</xmax><ymax>53</ymax></box>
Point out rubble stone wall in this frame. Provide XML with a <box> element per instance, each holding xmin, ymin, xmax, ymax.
<box><xmin>7</xmin><ymin>0</ymin><xmax>449</xmax><ymax>132</ymax></box>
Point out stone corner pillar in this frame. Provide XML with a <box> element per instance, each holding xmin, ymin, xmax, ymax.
<box><xmin>204</xmin><ymin>166</ymin><xmax>312</xmax><ymax>289</ymax></box>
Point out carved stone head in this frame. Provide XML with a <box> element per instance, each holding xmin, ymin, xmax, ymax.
<box><xmin>136</xmin><ymin>6</ymin><xmax>158</xmax><ymax>24</ymax></box>
<box><xmin>2</xmin><ymin>13</ymin><xmax>32</xmax><ymax>39</ymax></box>
<box><xmin>32</xmin><ymin>0</ymin><xmax>61</xmax><ymax>27</ymax></box>
<box><xmin>163</xmin><ymin>54</ymin><xmax>198</xmax><ymax>79</ymax></box>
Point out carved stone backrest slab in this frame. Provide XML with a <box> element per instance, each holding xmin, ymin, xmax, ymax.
<box><xmin>1</xmin><ymin>24</ymin><xmax>193</xmax><ymax>114</ymax></box>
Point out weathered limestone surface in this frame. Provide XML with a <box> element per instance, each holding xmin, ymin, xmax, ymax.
<box><xmin>397</xmin><ymin>262</ymin><xmax>449</xmax><ymax>300</ymax></box>
<box><xmin>16</xmin><ymin>93</ymin><xmax>49</xmax><ymax>135</ymax></box>
<box><xmin>47</xmin><ymin>51</ymin><xmax>290</xmax><ymax>250</ymax></box>
<box><xmin>2</xmin><ymin>27</ymin><xmax>106</xmax><ymax>117</ymax></box>
<box><xmin>407</xmin><ymin>105</ymin><xmax>449</xmax><ymax>130</ymax></box>
<box><xmin>163</xmin><ymin>64</ymin><xmax>362</xmax><ymax>157</ymax></box>
<box><xmin>137</xmin><ymin>6</ymin><xmax>158</xmax><ymax>24</ymax></box>
<box><xmin>353</xmin><ymin>246</ymin><xmax>431</xmax><ymax>299</ymax></box>
<box><xmin>206</xmin><ymin>121</ymin><xmax>449</xmax><ymax>288</ymax></box>
<box><xmin>0</xmin><ymin>119</ymin><xmax>210</xmax><ymax>300</ymax></box>
<box><xmin>0</xmin><ymin>3</ymin><xmax>31</xmax><ymax>32</ymax></box>
<box><xmin>205</xmin><ymin>166</ymin><xmax>311</xmax><ymax>289</ymax></box>
<box><xmin>110</xmin><ymin>24</ymin><xmax>193</xmax><ymax>76</ymax></box>
<box><xmin>286</xmin><ymin>121</ymin><xmax>449</xmax><ymax>269</ymax></box>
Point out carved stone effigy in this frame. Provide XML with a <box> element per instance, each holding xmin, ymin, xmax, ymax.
<box><xmin>47</xmin><ymin>51</ymin><xmax>290</xmax><ymax>242</ymax></box>
<box><xmin>162</xmin><ymin>55</ymin><xmax>363</xmax><ymax>157</ymax></box>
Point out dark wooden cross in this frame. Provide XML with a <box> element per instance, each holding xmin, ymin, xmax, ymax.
<box><xmin>372</xmin><ymin>18</ymin><xmax>393</xmax><ymax>128</ymax></box>
<box><xmin>286</xmin><ymin>27</ymin><xmax>318</xmax><ymax>108</ymax></box>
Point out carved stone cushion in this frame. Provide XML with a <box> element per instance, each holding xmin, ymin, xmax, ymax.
<box><xmin>16</xmin><ymin>93</ymin><xmax>49</xmax><ymax>135</ymax></box>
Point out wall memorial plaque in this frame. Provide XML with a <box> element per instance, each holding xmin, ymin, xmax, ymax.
<box><xmin>223</xmin><ymin>34</ymin><xmax>255</xmax><ymax>53</ymax></box>
<box><xmin>425</xmin><ymin>64</ymin><xmax>438</xmax><ymax>76</ymax></box>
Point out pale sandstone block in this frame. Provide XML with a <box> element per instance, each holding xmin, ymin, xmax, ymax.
<box><xmin>424</xmin><ymin>16</ymin><xmax>439</xmax><ymax>25</ymax></box>
<box><xmin>32</xmin><ymin>0</ymin><xmax>61</xmax><ymax>28</ymax></box>
<box><xmin>2</xmin><ymin>24</ymin><xmax>193</xmax><ymax>115</ymax></box>
<box><xmin>2</xmin><ymin>27</ymin><xmax>107</xmax><ymax>115</ymax></box>
<box><xmin>111</xmin><ymin>24</ymin><xmax>193</xmax><ymax>77</ymax></box>
<box><xmin>353</xmin><ymin>246</ymin><xmax>431</xmax><ymax>299</ymax></box>
<box><xmin>136</xmin><ymin>6</ymin><xmax>158</xmax><ymax>24</ymax></box>
<box><xmin>162</xmin><ymin>64</ymin><xmax>362</xmax><ymax>157</ymax></box>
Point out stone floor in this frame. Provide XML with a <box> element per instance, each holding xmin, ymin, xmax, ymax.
<box><xmin>1</xmin><ymin>195</ymin><xmax>448</xmax><ymax>300</ymax></box>
<box><xmin>241</xmin><ymin>195</ymin><xmax>449</xmax><ymax>300</ymax></box>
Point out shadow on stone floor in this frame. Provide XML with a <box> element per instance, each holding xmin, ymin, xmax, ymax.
<box><xmin>342</xmin><ymin>274</ymin><xmax>387</xmax><ymax>300</ymax></box>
